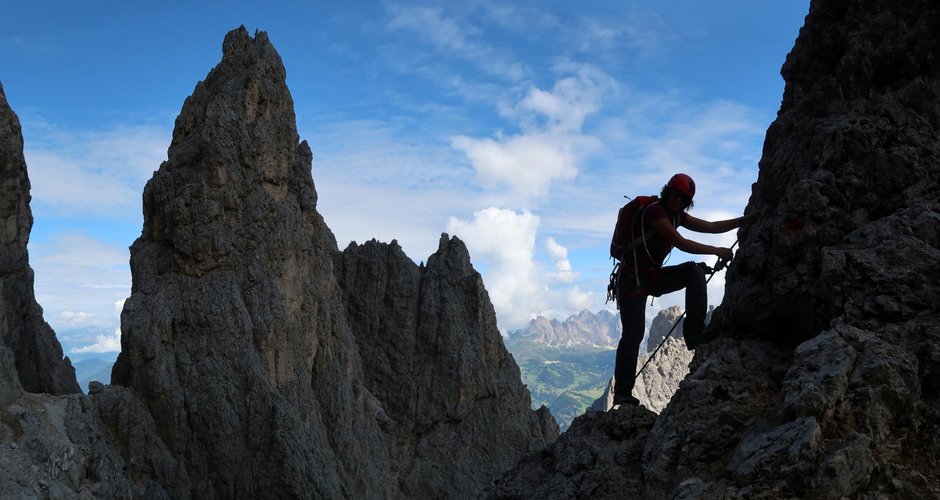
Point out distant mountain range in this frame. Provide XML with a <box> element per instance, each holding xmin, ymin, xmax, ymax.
<box><xmin>507</xmin><ymin>309</ymin><xmax>621</xmax><ymax>348</ymax></box>
<box><xmin>505</xmin><ymin>310</ymin><xmax>622</xmax><ymax>430</ymax></box>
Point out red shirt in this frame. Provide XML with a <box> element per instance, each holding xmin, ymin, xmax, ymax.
<box><xmin>629</xmin><ymin>201</ymin><xmax>687</xmax><ymax>272</ymax></box>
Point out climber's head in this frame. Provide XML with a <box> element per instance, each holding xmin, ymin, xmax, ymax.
<box><xmin>661</xmin><ymin>173</ymin><xmax>696</xmax><ymax>211</ymax></box>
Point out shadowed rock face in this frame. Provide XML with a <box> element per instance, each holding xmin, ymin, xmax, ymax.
<box><xmin>716</xmin><ymin>0</ymin><xmax>940</xmax><ymax>344</ymax></box>
<box><xmin>492</xmin><ymin>1</ymin><xmax>940</xmax><ymax>498</ymax></box>
<box><xmin>0</xmin><ymin>83</ymin><xmax>79</xmax><ymax>396</ymax></box>
<box><xmin>338</xmin><ymin>237</ymin><xmax>557</xmax><ymax>497</ymax></box>
<box><xmin>111</xmin><ymin>27</ymin><xmax>368</xmax><ymax>498</ymax></box>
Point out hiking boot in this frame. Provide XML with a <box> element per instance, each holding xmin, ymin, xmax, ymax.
<box><xmin>685</xmin><ymin>326</ymin><xmax>719</xmax><ymax>350</ymax></box>
<box><xmin>613</xmin><ymin>394</ymin><xmax>640</xmax><ymax>407</ymax></box>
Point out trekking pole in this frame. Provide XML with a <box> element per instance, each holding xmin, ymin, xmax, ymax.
<box><xmin>633</xmin><ymin>240</ymin><xmax>739</xmax><ymax>380</ymax></box>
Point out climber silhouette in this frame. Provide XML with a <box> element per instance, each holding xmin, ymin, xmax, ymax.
<box><xmin>611</xmin><ymin>173</ymin><xmax>758</xmax><ymax>407</ymax></box>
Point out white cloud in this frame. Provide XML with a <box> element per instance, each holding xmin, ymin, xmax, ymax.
<box><xmin>575</xmin><ymin>12</ymin><xmax>674</xmax><ymax>59</ymax></box>
<box><xmin>72</xmin><ymin>328</ymin><xmax>122</xmax><ymax>354</ymax></box>
<box><xmin>386</xmin><ymin>4</ymin><xmax>526</xmax><ymax>82</ymax></box>
<box><xmin>509</xmin><ymin>63</ymin><xmax>616</xmax><ymax>133</ymax></box>
<box><xmin>447</xmin><ymin>208</ymin><xmax>542</xmax><ymax>329</ymax></box>
<box><xmin>545</xmin><ymin>236</ymin><xmax>568</xmax><ymax>261</ymax></box>
<box><xmin>307</xmin><ymin>118</ymin><xmax>480</xmax><ymax>261</ymax></box>
<box><xmin>30</xmin><ymin>232</ymin><xmax>130</xmax><ymax>339</ymax></box>
<box><xmin>565</xmin><ymin>286</ymin><xmax>592</xmax><ymax>311</ymax></box>
<box><xmin>58</xmin><ymin>311</ymin><xmax>100</xmax><ymax>328</ymax></box>
<box><xmin>451</xmin><ymin>132</ymin><xmax>582</xmax><ymax>199</ymax></box>
<box><xmin>452</xmin><ymin>64</ymin><xmax>612</xmax><ymax>200</ymax></box>
<box><xmin>446</xmin><ymin>208</ymin><xmax>600</xmax><ymax>330</ymax></box>
<box><xmin>21</xmin><ymin>120</ymin><xmax>168</xmax><ymax>217</ymax></box>
<box><xmin>545</xmin><ymin>237</ymin><xmax>576</xmax><ymax>283</ymax></box>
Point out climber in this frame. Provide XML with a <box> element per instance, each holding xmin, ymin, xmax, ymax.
<box><xmin>612</xmin><ymin>173</ymin><xmax>759</xmax><ymax>407</ymax></box>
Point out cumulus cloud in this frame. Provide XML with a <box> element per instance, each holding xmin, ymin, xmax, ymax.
<box><xmin>545</xmin><ymin>237</ymin><xmax>576</xmax><ymax>283</ymax></box>
<box><xmin>451</xmin><ymin>132</ymin><xmax>581</xmax><ymax>199</ymax></box>
<box><xmin>453</xmin><ymin>63</ymin><xmax>612</xmax><ymax>200</ymax></box>
<box><xmin>564</xmin><ymin>285</ymin><xmax>593</xmax><ymax>312</ymax></box>
<box><xmin>447</xmin><ymin>208</ymin><xmax>542</xmax><ymax>329</ymax></box>
<box><xmin>446</xmin><ymin>208</ymin><xmax>598</xmax><ymax>331</ymax></box>
<box><xmin>72</xmin><ymin>328</ymin><xmax>122</xmax><ymax>354</ymax></box>
<box><xmin>508</xmin><ymin>63</ymin><xmax>615</xmax><ymax>133</ymax></box>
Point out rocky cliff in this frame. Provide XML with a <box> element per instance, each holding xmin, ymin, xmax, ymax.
<box><xmin>492</xmin><ymin>0</ymin><xmax>940</xmax><ymax>498</ymax></box>
<box><xmin>0</xmin><ymin>84</ymin><xmax>79</xmax><ymax>396</ymax></box>
<box><xmin>0</xmin><ymin>27</ymin><xmax>555</xmax><ymax>498</ymax></box>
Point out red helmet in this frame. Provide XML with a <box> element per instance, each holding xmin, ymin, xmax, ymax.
<box><xmin>667</xmin><ymin>173</ymin><xmax>695</xmax><ymax>200</ymax></box>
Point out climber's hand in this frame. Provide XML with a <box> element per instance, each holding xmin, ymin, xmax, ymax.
<box><xmin>715</xmin><ymin>247</ymin><xmax>733</xmax><ymax>261</ymax></box>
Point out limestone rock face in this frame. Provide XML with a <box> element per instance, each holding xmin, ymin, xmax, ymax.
<box><xmin>633</xmin><ymin>337</ymin><xmax>692</xmax><ymax>413</ymax></box>
<box><xmin>0</xmin><ymin>83</ymin><xmax>79</xmax><ymax>395</ymax></box>
<box><xmin>1</xmin><ymin>85</ymin><xmax>177</xmax><ymax>499</ymax></box>
<box><xmin>0</xmin><ymin>377</ymin><xmax>185</xmax><ymax>499</ymax></box>
<box><xmin>496</xmin><ymin>1</ymin><xmax>940</xmax><ymax>497</ymax></box>
<box><xmin>112</xmin><ymin>27</ymin><xmax>371</xmax><ymax>497</ymax></box>
<box><xmin>488</xmin><ymin>405</ymin><xmax>657</xmax><ymax>499</ymax></box>
<box><xmin>338</xmin><ymin>237</ymin><xmax>557</xmax><ymax>497</ymax></box>
<box><xmin>714</xmin><ymin>0</ymin><xmax>940</xmax><ymax>344</ymax></box>
<box><xmin>645</xmin><ymin>305</ymin><xmax>713</xmax><ymax>352</ymax></box>
<box><xmin>646</xmin><ymin>305</ymin><xmax>685</xmax><ymax>351</ymax></box>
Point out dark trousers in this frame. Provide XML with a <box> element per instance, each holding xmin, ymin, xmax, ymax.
<box><xmin>614</xmin><ymin>261</ymin><xmax>706</xmax><ymax>399</ymax></box>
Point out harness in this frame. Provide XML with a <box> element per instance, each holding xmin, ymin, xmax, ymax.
<box><xmin>606</xmin><ymin>202</ymin><xmax>678</xmax><ymax>306</ymax></box>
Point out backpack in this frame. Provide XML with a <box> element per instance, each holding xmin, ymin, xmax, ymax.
<box><xmin>609</xmin><ymin>195</ymin><xmax>659</xmax><ymax>260</ymax></box>
<box><xmin>606</xmin><ymin>195</ymin><xmax>659</xmax><ymax>306</ymax></box>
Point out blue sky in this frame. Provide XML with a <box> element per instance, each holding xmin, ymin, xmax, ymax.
<box><xmin>2</xmin><ymin>1</ymin><xmax>809</xmax><ymax>359</ymax></box>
